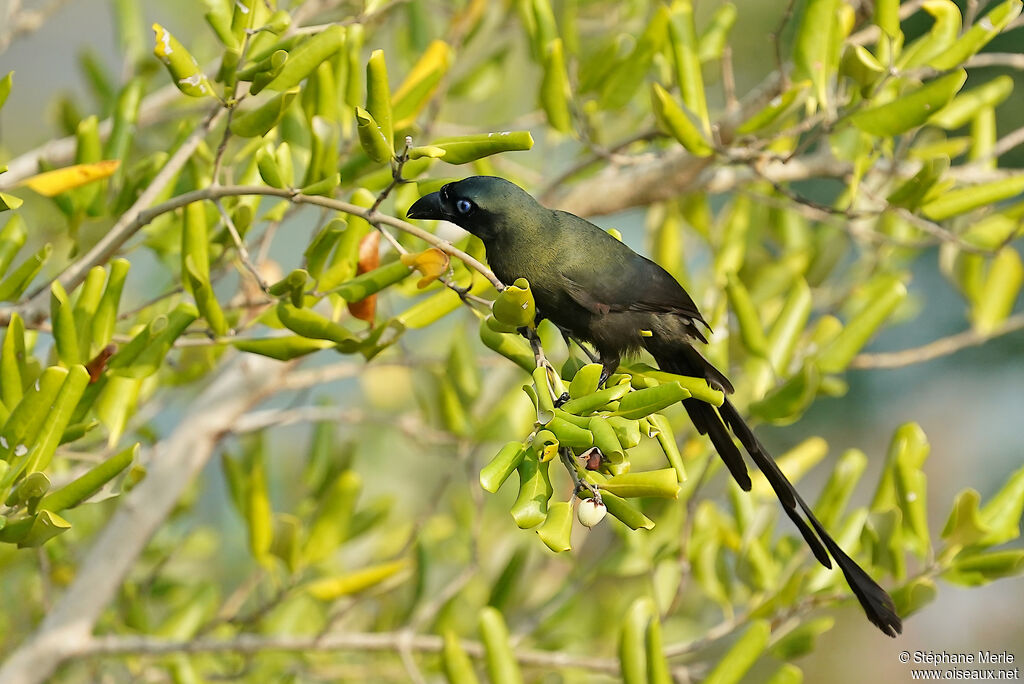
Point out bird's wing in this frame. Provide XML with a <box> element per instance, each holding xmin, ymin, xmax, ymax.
<box><xmin>561</xmin><ymin>253</ymin><xmax>707</xmax><ymax>325</ymax></box>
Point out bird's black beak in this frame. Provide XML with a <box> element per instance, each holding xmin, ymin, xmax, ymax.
<box><xmin>407</xmin><ymin>191</ymin><xmax>447</xmax><ymax>221</ymax></box>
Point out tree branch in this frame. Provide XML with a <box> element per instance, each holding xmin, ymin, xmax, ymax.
<box><xmin>850</xmin><ymin>313</ymin><xmax>1024</xmax><ymax>369</ymax></box>
<box><xmin>0</xmin><ymin>355</ymin><xmax>292</xmax><ymax>684</ymax></box>
<box><xmin>19</xmin><ymin>105</ymin><xmax>226</xmax><ymax>321</ymax></box>
<box><xmin>65</xmin><ymin>631</ymin><xmax>625</xmax><ymax>675</ymax></box>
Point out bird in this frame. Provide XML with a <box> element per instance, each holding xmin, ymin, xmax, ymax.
<box><xmin>407</xmin><ymin>175</ymin><xmax>902</xmax><ymax>637</ymax></box>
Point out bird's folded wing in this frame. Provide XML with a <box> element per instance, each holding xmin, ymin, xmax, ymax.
<box><xmin>562</xmin><ymin>264</ymin><xmax>706</xmax><ymax>324</ymax></box>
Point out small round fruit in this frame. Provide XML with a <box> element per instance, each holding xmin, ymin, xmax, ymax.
<box><xmin>577</xmin><ymin>499</ymin><xmax>607</xmax><ymax>528</ymax></box>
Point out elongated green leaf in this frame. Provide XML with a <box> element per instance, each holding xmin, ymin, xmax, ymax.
<box><xmin>614</xmin><ymin>382</ymin><xmax>690</xmax><ymax>419</ymax></box>
<box><xmin>816</xmin><ymin>276</ymin><xmax>906</xmax><ymax>373</ymax></box>
<box><xmin>600</xmin><ymin>469</ymin><xmax>679</xmax><ymax>499</ymax></box>
<box><xmin>510</xmin><ymin>451</ymin><xmax>552</xmax><ymax>529</ymax></box>
<box><xmin>619</xmin><ymin>597</ymin><xmax>652</xmax><ymax>684</ymax></box>
<box><xmin>704</xmin><ymin>620</ymin><xmax>771</xmax><ymax>684</ymax></box>
<box><xmin>848</xmin><ymin>70</ymin><xmax>966</xmax><ymax>137</ymax></box>
<box><xmin>230</xmin><ymin>87</ymin><xmax>299</xmax><ymax>137</ymax></box>
<box><xmin>478</xmin><ymin>607</ymin><xmax>523</xmax><ymax>684</ymax></box>
<box><xmin>539</xmin><ymin>39</ymin><xmax>572</xmax><ymax>132</ymax></box>
<box><xmin>442</xmin><ymin>630</ymin><xmax>480</xmax><ymax>684</ymax></box>
<box><xmin>923</xmin><ymin>176</ymin><xmax>1024</xmax><ymax>221</ymax></box>
<box><xmin>929</xmin><ymin>0</ymin><xmax>1022</xmax><ymax>70</ymax></box>
<box><xmin>536</xmin><ymin>500</ymin><xmax>572</xmax><ymax>552</ymax></box>
<box><xmin>265</xmin><ymin>26</ymin><xmax>345</xmax><ymax>92</ymax></box>
<box><xmin>307</xmin><ymin>558</ymin><xmax>409</xmax><ymax>599</ymax></box>
<box><xmin>426</xmin><ymin>132</ymin><xmax>534</xmax><ymax>165</ymax></box>
<box><xmin>971</xmin><ymin>248</ymin><xmax>1023</xmax><ymax>334</ymax></box>
<box><xmin>40</xmin><ymin>443</ymin><xmax>137</xmax><ymax>512</ymax></box>
<box><xmin>650</xmin><ymin>83</ymin><xmax>712</xmax><ymax>156</ymax></box>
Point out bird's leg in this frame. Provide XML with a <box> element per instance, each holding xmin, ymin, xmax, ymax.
<box><xmin>560</xmin><ymin>447</ymin><xmax>602</xmax><ymax>504</ymax></box>
<box><xmin>598</xmin><ymin>354</ymin><xmax>620</xmax><ymax>389</ymax></box>
<box><xmin>519</xmin><ymin>325</ymin><xmax>569</xmax><ymax>406</ymax></box>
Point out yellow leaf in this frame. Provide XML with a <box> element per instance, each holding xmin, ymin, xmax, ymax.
<box><xmin>400</xmin><ymin>247</ymin><xmax>450</xmax><ymax>288</ymax></box>
<box><xmin>23</xmin><ymin>160</ymin><xmax>120</xmax><ymax>197</ymax></box>
<box><xmin>305</xmin><ymin>559</ymin><xmax>409</xmax><ymax>600</ymax></box>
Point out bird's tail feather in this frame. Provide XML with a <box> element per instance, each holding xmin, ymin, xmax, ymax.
<box><xmin>652</xmin><ymin>347</ymin><xmax>902</xmax><ymax>637</ymax></box>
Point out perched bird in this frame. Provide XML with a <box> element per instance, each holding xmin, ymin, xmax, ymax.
<box><xmin>407</xmin><ymin>175</ymin><xmax>902</xmax><ymax>637</ymax></box>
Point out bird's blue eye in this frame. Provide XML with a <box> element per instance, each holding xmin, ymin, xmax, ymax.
<box><xmin>456</xmin><ymin>199</ymin><xmax>473</xmax><ymax>215</ymax></box>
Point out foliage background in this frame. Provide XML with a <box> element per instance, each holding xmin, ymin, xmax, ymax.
<box><xmin>0</xmin><ymin>0</ymin><xmax>1022</xmax><ymax>682</ymax></box>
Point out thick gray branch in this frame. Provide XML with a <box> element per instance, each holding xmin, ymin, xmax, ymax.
<box><xmin>0</xmin><ymin>355</ymin><xmax>290</xmax><ymax>684</ymax></box>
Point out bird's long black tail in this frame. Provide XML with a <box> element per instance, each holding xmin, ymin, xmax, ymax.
<box><xmin>653</xmin><ymin>344</ymin><xmax>902</xmax><ymax>637</ymax></box>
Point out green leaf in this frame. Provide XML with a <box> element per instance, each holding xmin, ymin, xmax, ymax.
<box><xmin>814</xmin><ymin>449</ymin><xmax>867</xmax><ymax>529</ymax></box>
<box><xmin>539</xmin><ymin>39</ymin><xmax>572</xmax><ymax>133</ymax></box>
<box><xmin>749</xmin><ymin>364</ymin><xmax>820</xmax><ymax>425</ymax></box>
<box><xmin>392</xmin><ymin>40</ymin><xmax>453</xmax><ymax>129</ymax></box>
<box><xmin>0</xmin><ymin>213</ymin><xmax>27</xmax><ymax>276</ymax></box>
<box><xmin>478</xmin><ymin>607</ymin><xmax>523</xmax><ymax>684</ymax></box>
<box><xmin>600</xmin><ymin>469</ymin><xmax>679</xmax><ymax>499</ymax></box>
<box><xmin>944</xmin><ymin>550</ymin><xmax>1024</xmax><ymax>586</ymax></box>
<box><xmin>479</xmin><ymin>320</ymin><xmax>534</xmax><ymax>373</ymax></box>
<box><xmin>245</xmin><ymin>450</ymin><xmax>273</xmax><ymax>563</ymax></box>
<box><xmin>847</xmin><ymin>70</ymin><xmax>966</xmax><ymax>137</ymax></box>
<box><xmin>232</xmin><ymin>335</ymin><xmax>334</xmax><ymax>360</ymax></box>
<box><xmin>510</xmin><ymin>451</ymin><xmax>552</xmax><ymax>529</ymax></box>
<box><xmin>264</xmin><ymin>26</ymin><xmax>346</xmax><ymax>92</ymax></box>
<box><xmin>650</xmin><ymin>83</ymin><xmax>712</xmax><ymax>157</ymax></box>
<box><xmin>626</xmin><ymin>364</ymin><xmax>724</xmax><ymax>406</ymax></box>
<box><xmin>929</xmin><ymin>75</ymin><xmax>1014</xmax><ymax>130</ymax></box>
<box><xmin>40</xmin><ymin>443</ymin><xmax>137</xmax><ymax>512</ymax></box>
<box><xmin>152</xmin><ymin>24</ymin><xmax>214</xmax><ymax>97</ymax></box>
<box><xmin>442</xmin><ymin>630</ymin><xmax>480</xmax><ymax>684</ymax></box>
<box><xmin>771</xmin><ymin>617</ymin><xmax>835</xmax><ymax>660</ymax></box>
<box><xmin>619</xmin><ymin>597</ymin><xmax>653</xmax><ymax>684</ymax></box>
<box><xmin>969</xmin><ymin>248</ymin><xmax>1024</xmax><ymax>335</ymax></box>
<box><xmin>480</xmin><ymin>442</ymin><xmax>528</xmax><ymax>494</ymax></box>
<box><xmin>736</xmin><ymin>81</ymin><xmax>809</xmax><ymax>135</ymax></box>
<box><xmin>646</xmin><ymin>413</ymin><xmax>685</xmax><ymax>482</ymax></box>
<box><xmin>328</xmin><ymin>259</ymin><xmax>412</xmax><ymax>301</ymax></box>
<box><xmin>15</xmin><ymin>510</ymin><xmax>71</xmax><ymax>547</ymax></box>
<box><xmin>492</xmin><ymin>277</ymin><xmax>536</xmax><ymax>329</ymax></box>
<box><xmin>365</xmin><ymin>49</ymin><xmax>393</xmax><ymax>148</ymax></box>
<box><xmin>229</xmin><ymin>87</ymin><xmax>299</xmax><ymax>137</ymax></box>
<box><xmin>306</xmin><ymin>558</ymin><xmax>409</xmax><ymax>599</ymax></box>
<box><xmin>536</xmin><ymin>500</ymin><xmax>573</xmax><ymax>552</ymax></box>
<box><xmin>0</xmin><ymin>243</ymin><xmax>52</xmax><ymax>302</ymax></box>
<box><xmin>929</xmin><ymin>0</ymin><xmax>1022</xmax><ymax>70</ymax></box>
<box><xmin>766</xmin><ymin>277</ymin><xmax>812</xmax><ymax>374</ymax></box>
<box><xmin>793</xmin><ymin>0</ymin><xmax>841</xmax><ymax>108</ymax></box>
<box><xmin>0</xmin><ymin>71</ymin><xmax>12</xmax><ymax>110</ymax></box>
<box><xmin>304</xmin><ymin>469</ymin><xmax>361</xmax><ymax>563</ymax></box>
<box><xmin>923</xmin><ymin>176</ymin><xmax>1024</xmax><ymax>221</ymax></box>
<box><xmin>355</xmin><ymin>106</ymin><xmax>393</xmax><ymax>163</ymax></box>
<box><xmin>941</xmin><ymin>488</ymin><xmax>989</xmax><ymax>548</ymax></box>
<box><xmin>725</xmin><ymin>274</ymin><xmax>767</xmax><ymax>357</ymax></box>
<box><xmin>816</xmin><ymin>275</ymin><xmax>907</xmax><ymax>373</ymax></box>
<box><xmin>891</xmin><ymin>576</ymin><xmax>937</xmax><ymax>616</ymax></box>
<box><xmin>978</xmin><ymin>466</ymin><xmax>1024</xmax><ymax>546</ymax></box>
<box><xmin>426</xmin><ymin>132</ymin><xmax>534</xmax><ymax>165</ymax></box>
<box><xmin>543</xmin><ymin>416</ymin><xmax>590</xmax><ymax>449</ymax></box>
<box><xmin>704</xmin><ymin>620</ymin><xmax>771</xmax><ymax>684</ymax></box>
<box><xmin>50</xmin><ymin>282</ymin><xmax>80</xmax><ymax>366</ymax></box>
<box><xmin>666</xmin><ymin>0</ymin><xmax>708</xmax><ymax>131</ymax></box>
<box><xmin>614</xmin><ymin>382</ymin><xmax>691</xmax><ymax>419</ymax></box>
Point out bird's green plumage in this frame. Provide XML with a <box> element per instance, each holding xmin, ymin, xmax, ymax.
<box><xmin>407</xmin><ymin>176</ymin><xmax>902</xmax><ymax>637</ymax></box>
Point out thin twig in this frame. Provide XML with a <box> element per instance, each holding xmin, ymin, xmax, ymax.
<box><xmin>850</xmin><ymin>313</ymin><xmax>1024</xmax><ymax>369</ymax></box>
<box><xmin>75</xmin><ymin>631</ymin><xmax>625</xmax><ymax>674</ymax></box>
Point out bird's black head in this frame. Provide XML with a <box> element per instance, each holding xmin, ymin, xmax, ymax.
<box><xmin>406</xmin><ymin>176</ymin><xmax>539</xmax><ymax>240</ymax></box>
